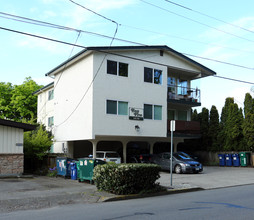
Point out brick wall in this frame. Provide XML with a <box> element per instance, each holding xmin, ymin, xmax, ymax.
<box><xmin>0</xmin><ymin>154</ymin><xmax>24</xmax><ymax>175</ymax></box>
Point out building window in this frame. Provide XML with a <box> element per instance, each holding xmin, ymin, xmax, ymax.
<box><xmin>106</xmin><ymin>100</ymin><xmax>128</xmax><ymax>115</ymax></box>
<box><xmin>168</xmin><ymin>110</ymin><xmax>175</xmax><ymax>120</ymax></box>
<box><xmin>48</xmin><ymin>89</ymin><xmax>54</xmax><ymax>100</ymax></box>
<box><xmin>178</xmin><ymin>110</ymin><xmax>187</xmax><ymax>121</ymax></box>
<box><xmin>144</xmin><ymin>67</ymin><xmax>153</xmax><ymax>83</ymax></box>
<box><xmin>144</xmin><ymin>104</ymin><xmax>153</xmax><ymax>119</ymax></box>
<box><xmin>107</xmin><ymin>60</ymin><xmax>128</xmax><ymax>77</ymax></box>
<box><xmin>144</xmin><ymin>67</ymin><xmax>162</xmax><ymax>84</ymax></box>
<box><xmin>106</xmin><ymin>100</ymin><xmax>117</xmax><ymax>114</ymax></box>
<box><xmin>48</xmin><ymin>116</ymin><xmax>54</xmax><ymax>127</ymax></box>
<box><xmin>118</xmin><ymin>101</ymin><xmax>128</xmax><ymax>115</ymax></box>
<box><xmin>144</xmin><ymin>104</ymin><xmax>162</xmax><ymax>120</ymax></box>
<box><xmin>154</xmin><ymin>105</ymin><xmax>162</xmax><ymax>120</ymax></box>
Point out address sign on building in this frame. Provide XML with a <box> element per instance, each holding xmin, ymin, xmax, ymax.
<box><xmin>129</xmin><ymin>107</ymin><xmax>144</xmax><ymax>121</ymax></box>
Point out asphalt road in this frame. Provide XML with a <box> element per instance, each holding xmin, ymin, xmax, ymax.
<box><xmin>1</xmin><ymin>184</ymin><xmax>254</xmax><ymax>220</ymax></box>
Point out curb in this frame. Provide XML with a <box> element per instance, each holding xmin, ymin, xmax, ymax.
<box><xmin>99</xmin><ymin>187</ymin><xmax>204</xmax><ymax>202</ymax></box>
<box><xmin>0</xmin><ymin>174</ymin><xmax>34</xmax><ymax>179</ymax></box>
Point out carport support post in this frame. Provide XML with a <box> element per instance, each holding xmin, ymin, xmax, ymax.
<box><xmin>91</xmin><ymin>140</ymin><xmax>98</xmax><ymax>159</ymax></box>
<box><xmin>170</xmin><ymin>120</ymin><xmax>175</xmax><ymax>187</ymax></box>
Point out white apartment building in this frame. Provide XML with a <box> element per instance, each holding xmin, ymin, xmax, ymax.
<box><xmin>35</xmin><ymin>45</ymin><xmax>215</xmax><ymax>162</ymax></box>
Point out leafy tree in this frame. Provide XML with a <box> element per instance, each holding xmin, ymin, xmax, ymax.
<box><xmin>208</xmin><ymin>105</ymin><xmax>220</xmax><ymax>151</ymax></box>
<box><xmin>11</xmin><ymin>77</ymin><xmax>42</xmax><ymax>121</ymax></box>
<box><xmin>0</xmin><ymin>77</ymin><xmax>42</xmax><ymax>122</ymax></box>
<box><xmin>0</xmin><ymin>82</ymin><xmax>14</xmax><ymax>119</ymax></box>
<box><xmin>24</xmin><ymin>124</ymin><xmax>53</xmax><ymax>160</ymax></box>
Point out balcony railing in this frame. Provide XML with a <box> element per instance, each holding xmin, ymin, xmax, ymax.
<box><xmin>168</xmin><ymin>85</ymin><xmax>201</xmax><ymax>104</ymax></box>
<box><xmin>167</xmin><ymin>120</ymin><xmax>200</xmax><ymax>135</ymax></box>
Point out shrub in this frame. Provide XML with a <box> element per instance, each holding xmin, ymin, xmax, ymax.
<box><xmin>93</xmin><ymin>163</ymin><xmax>161</xmax><ymax>195</ymax></box>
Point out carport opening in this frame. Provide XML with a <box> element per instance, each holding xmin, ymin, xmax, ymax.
<box><xmin>97</xmin><ymin>141</ymin><xmax>123</xmax><ymax>161</ymax></box>
<box><xmin>127</xmin><ymin>141</ymin><xmax>150</xmax><ymax>162</ymax></box>
<box><xmin>73</xmin><ymin>140</ymin><xmax>92</xmax><ymax>159</ymax></box>
<box><xmin>153</xmin><ymin>142</ymin><xmax>172</xmax><ymax>154</ymax></box>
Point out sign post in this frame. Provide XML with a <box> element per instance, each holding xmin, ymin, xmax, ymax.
<box><xmin>170</xmin><ymin>120</ymin><xmax>175</xmax><ymax>187</ymax></box>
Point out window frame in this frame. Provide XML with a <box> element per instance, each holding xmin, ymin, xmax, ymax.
<box><xmin>48</xmin><ymin>116</ymin><xmax>54</xmax><ymax>127</ymax></box>
<box><xmin>107</xmin><ymin>60</ymin><xmax>129</xmax><ymax>77</ymax></box>
<box><xmin>106</xmin><ymin>99</ymin><xmax>128</xmax><ymax>116</ymax></box>
<box><xmin>144</xmin><ymin>67</ymin><xmax>163</xmax><ymax>85</ymax></box>
<box><xmin>48</xmin><ymin>89</ymin><xmax>54</xmax><ymax>101</ymax></box>
<box><xmin>144</xmin><ymin>104</ymin><xmax>162</xmax><ymax>120</ymax></box>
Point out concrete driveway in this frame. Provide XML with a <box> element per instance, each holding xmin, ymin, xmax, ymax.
<box><xmin>1</xmin><ymin>166</ymin><xmax>254</xmax><ymax>213</ymax></box>
<box><xmin>159</xmin><ymin>166</ymin><xmax>254</xmax><ymax>189</ymax></box>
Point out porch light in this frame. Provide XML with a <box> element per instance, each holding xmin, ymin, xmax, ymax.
<box><xmin>135</xmin><ymin>125</ymin><xmax>140</xmax><ymax>132</ymax></box>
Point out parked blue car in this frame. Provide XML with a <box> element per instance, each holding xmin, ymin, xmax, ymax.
<box><xmin>151</xmin><ymin>152</ymin><xmax>203</xmax><ymax>174</ymax></box>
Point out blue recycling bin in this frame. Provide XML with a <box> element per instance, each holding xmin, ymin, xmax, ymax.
<box><xmin>225</xmin><ymin>154</ymin><xmax>233</xmax><ymax>166</ymax></box>
<box><xmin>232</xmin><ymin>153</ymin><xmax>240</xmax><ymax>167</ymax></box>
<box><xmin>218</xmin><ymin>154</ymin><xmax>226</xmax><ymax>166</ymax></box>
<box><xmin>70</xmin><ymin>162</ymin><xmax>77</xmax><ymax>180</ymax></box>
<box><xmin>56</xmin><ymin>157</ymin><xmax>73</xmax><ymax>178</ymax></box>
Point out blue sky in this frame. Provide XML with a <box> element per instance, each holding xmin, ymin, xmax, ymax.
<box><xmin>1</xmin><ymin>0</ymin><xmax>254</xmax><ymax>113</ymax></box>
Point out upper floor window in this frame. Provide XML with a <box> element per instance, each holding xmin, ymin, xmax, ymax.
<box><xmin>106</xmin><ymin>100</ymin><xmax>128</xmax><ymax>115</ymax></box>
<box><xmin>48</xmin><ymin>89</ymin><xmax>54</xmax><ymax>101</ymax></box>
<box><xmin>144</xmin><ymin>67</ymin><xmax>162</xmax><ymax>84</ymax></box>
<box><xmin>48</xmin><ymin>116</ymin><xmax>54</xmax><ymax>127</ymax></box>
<box><xmin>107</xmin><ymin>60</ymin><xmax>128</xmax><ymax>77</ymax></box>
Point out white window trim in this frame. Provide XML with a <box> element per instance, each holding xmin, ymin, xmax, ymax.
<box><xmin>144</xmin><ymin>103</ymin><xmax>163</xmax><ymax>120</ymax></box>
<box><xmin>144</xmin><ymin>67</ymin><xmax>163</xmax><ymax>85</ymax></box>
<box><xmin>107</xmin><ymin>60</ymin><xmax>129</xmax><ymax>77</ymax></box>
<box><xmin>106</xmin><ymin>99</ymin><xmax>129</xmax><ymax>116</ymax></box>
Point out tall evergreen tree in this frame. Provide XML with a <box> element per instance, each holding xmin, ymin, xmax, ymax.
<box><xmin>243</xmin><ymin>93</ymin><xmax>253</xmax><ymax>116</ymax></box>
<box><xmin>191</xmin><ymin>109</ymin><xmax>199</xmax><ymax>121</ymax></box>
<box><xmin>243</xmin><ymin>93</ymin><xmax>254</xmax><ymax>151</ymax></box>
<box><xmin>218</xmin><ymin>97</ymin><xmax>234</xmax><ymax>149</ymax></box>
<box><xmin>200</xmin><ymin>107</ymin><xmax>209</xmax><ymax>150</ymax></box>
<box><xmin>208</xmin><ymin>105</ymin><xmax>220</xmax><ymax>151</ymax></box>
<box><xmin>224</xmin><ymin>103</ymin><xmax>244</xmax><ymax>151</ymax></box>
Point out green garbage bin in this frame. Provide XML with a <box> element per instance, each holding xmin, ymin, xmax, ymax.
<box><xmin>239</xmin><ymin>152</ymin><xmax>251</xmax><ymax>167</ymax></box>
<box><xmin>78</xmin><ymin>158</ymin><xmax>106</xmax><ymax>183</ymax></box>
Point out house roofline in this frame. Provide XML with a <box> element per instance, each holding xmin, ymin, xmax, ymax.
<box><xmin>0</xmin><ymin>119</ymin><xmax>37</xmax><ymax>131</ymax></box>
<box><xmin>45</xmin><ymin>45</ymin><xmax>216</xmax><ymax>77</ymax></box>
<box><xmin>33</xmin><ymin>82</ymin><xmax>54</xmax><ymax>95</ymax></box>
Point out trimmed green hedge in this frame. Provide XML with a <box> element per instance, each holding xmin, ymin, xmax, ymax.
<box><xmin>93</xmin><ymin>163</ymin><xmax>161</xmax><ymax>195</ymax></box>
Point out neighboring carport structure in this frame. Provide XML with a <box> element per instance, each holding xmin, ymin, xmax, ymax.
<box><xmin>0</xmin><ymin>119</ymin><xmax>36</xmax><ymax>176</ymax></box>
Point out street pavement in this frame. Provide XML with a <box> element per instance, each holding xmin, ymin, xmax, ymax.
<box><xmin>0</xmin><ymin>166</ymin><xmax>254</xmax><ymax>213</ymax></box>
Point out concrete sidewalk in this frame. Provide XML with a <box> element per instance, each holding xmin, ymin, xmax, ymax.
<box><xmin>0</xmin><ymin>166</ymin><xmax>254</xmax><ymax>213</ymax></box>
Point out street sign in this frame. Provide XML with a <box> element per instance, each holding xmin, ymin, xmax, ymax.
<box><xmin>170</xmin><ymin>120</ymin><xmax>175</xmax><ymax>131</ymax></box>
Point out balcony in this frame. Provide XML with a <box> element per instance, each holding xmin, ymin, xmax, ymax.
<box><xmin>167</xmin><ymin>120</ymin><xmax>201</xmax><ymax>138</ymax></box>
<box><xmin>167</xmin><ymin>85</ymin><xmax>201</xmax><ymax>107</ymax></box>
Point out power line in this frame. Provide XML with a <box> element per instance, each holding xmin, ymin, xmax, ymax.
<box><xmin>68</xmin><ymin>0</ymin><xmax>118</xmax><ymax>25</ymax></box>
<box><xmin>1</xmin><ymin>25</ymin><xmax>254</xmax><ymax>72</ymax></box>
<box><xmin>213</xmin><ymin>75</ymin><xmax>254</xmax><ymax>85</ymax></box>
<box><xmin>163</xmin><ymin>0</ymin><xmax>254</xmax><ymax>34</ymax></box>
<box><xmin>140</xmin><ymin>0</ymin><xmax>254</xmax><ymax>43</ymax></box>
<box><xmin>1</xmin><ymin>11</ymin><xmax>253</xmax><ymax>55</ymax></box>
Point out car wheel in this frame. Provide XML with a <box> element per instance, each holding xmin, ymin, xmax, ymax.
<box><xmin>174</xmin><ymin>165</ymin><xmax>182</xmax><ymax>174</ymax></box>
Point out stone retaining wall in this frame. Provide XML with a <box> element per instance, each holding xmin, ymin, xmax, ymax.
<box><xmin>0</xmin><ymin>154</ymin><xmax>24</xmax><ymax>175</ymax></box>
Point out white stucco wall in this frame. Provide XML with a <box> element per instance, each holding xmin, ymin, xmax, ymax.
<box><xmin>37</xmin><ymin>86</ymin><xmax>54</xmax><ymax>130</ymax></box>
<box><xmin>0</xmin><ymin>125</ymin><xmax>23</xmax><ymax>153</ymax></box>
<box><xmin>53</xmin><ymin>53</ymin><xmax>94</xmax><ymax>141</ymax></box>
<box><xmin>92</xmin><ymin>51</ymin><xmax>168</xmax><ymax>138</ymax></box>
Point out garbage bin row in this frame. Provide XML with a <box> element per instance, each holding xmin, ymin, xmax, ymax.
<box><xmin>56</xmin><ymin>157</ymin><xmax>106</xmax><ymax>183</ymax></box>
<box><xmin>218</xmin><ymin>152</ymin><xmax>251</xmax><ymax>167</ymax></box>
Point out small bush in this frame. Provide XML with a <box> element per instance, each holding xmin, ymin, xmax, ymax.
<box><xmin>93</xmin><ymin>163</ymin><xmax>161</xmax><ymax>195</ymax></box>
<box><xmin>47</xmin><ymin>166</ymin><xmax>57</xmax><ymax>177</ymax></box>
